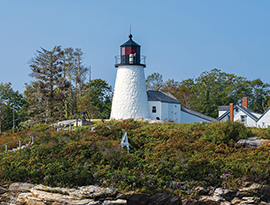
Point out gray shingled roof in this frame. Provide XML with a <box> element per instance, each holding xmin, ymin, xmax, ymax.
<box><xmin>181</xmin><ymin>106</ymin><xmax>218</xmax><ymax>122</ymax></box>
<box><xmin>240</xmin><ymin>106</ymin><xmax>259</xmax><ymax>121</ymax></box>
<box><xmin>147</xmin><ymin>90</ymin><xmax>180</xmax><ymax>103</ymax></box>
<box><xmin>218</xmin><ymin>106</ymin><xmax>230</xmax><ymax>111</ymax></box>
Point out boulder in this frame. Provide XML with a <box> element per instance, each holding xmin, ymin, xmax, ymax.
<box><xmin>0</xmin><ymin>192</ymin><xmax>17</xmax><ymax>204</ymax></box>
<box><xmin>0</xmin><ymin>186</ymin><xmax>8</xmax><ymax>194</ymax></box>
<box><xmin>181</xmin><ymin>198</ymin><xmax>196</xmax><ymax>205</ymax></box>
<box><xmin>102</xmin><ymin>199</ymin><xmax>127</xmax><ymax>204</ymax></box>
<box><xmin>9</xmin><ymin>182</ymin><xmax>35</xmax><ymax>192</ymax></box>
<box><xmin>30</xmin><ymin>188</ymin><xmax>96</xmax><ymax>204</ymax></box>
<box><xmin>236</xmin><ymin>138</ymin><xmax>270</xmax><ymax>148</ymax></box>
<box><xmin>231</xmin><ymin>197</ymin><xmax>241</xmax><ymax>204</ymax></box>
<box><xmin>194</xmin><ymin>186</ymin><xmax>208</xmax><ymax>195</ymax></box>
<box><xmin>220</xmin><ymin>201</ymin><xmax>230</xmax><ymax>205</ymax></box>
<box><xmin>240</xmin><ymin>196</ymin><xmax>260</xmax><ymax>204</ymax></box>
<box><xmin>259</xmin><ymin>185</ymin><xmax>270</xmax><ymax>201</ymax></box>
<box><xmin>213</xmin><ymin>187</ymin><xmax>236</xmax><ymax>201</ymax></box>
<box><xmin>118</xmin><ymin>192</ymin><xmax>181</xmax><ymax>205</ymax></box>
<box><xmin>17</xmin><ymin>193</ymin><xmax>46</xmax><ymax>205</ymax></box>
<box><xmin>198</xmin><ymin>195</ymin><xmax>223</xmax><ymax>204</ymax></box>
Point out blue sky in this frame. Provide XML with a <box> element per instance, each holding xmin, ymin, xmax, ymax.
<box><xmin>1</xmin><ymin>1</ymin><xmax>270</xmax><ymax>93</ymax></box>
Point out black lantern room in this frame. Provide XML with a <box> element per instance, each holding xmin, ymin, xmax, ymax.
<box><xmin>115</xmin><ymin>34</ymin><xmax>146</xmax><ymax>68</ymax></box>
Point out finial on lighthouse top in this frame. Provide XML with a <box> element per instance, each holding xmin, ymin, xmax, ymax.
<box><xmin>115</xmin><ymin>34</ymin><xmax>146</xmax><ymax>68</ymax></box>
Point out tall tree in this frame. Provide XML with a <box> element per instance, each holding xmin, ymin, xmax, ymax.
<box><xmin>61</xmin><ymin>48</ymin><xmax>89</xmax><ymax>118</ymax></box>
<box><xmin>0</xmin><ymin>103</ymin><xmax>11</xmax><ymax>133</ymax></box>
<box><xmin>28</xmin><ymin>46</ymin><xmax>69</xmax><ymax>123</ymax></box>
<box><xmin>0</xmin><ymin>83</ymin><xmax>25</xmax><ymax>132</ymax></box>
<box><xmin>176</xmin><ymin>69</ymin><xmax>270</xmax><ymax>118</ymax></box>
<box><xmin>74</xmin><ymin>48</ymin><xmax>89</xmax><ymax>98</ymax></box>
<box><xmin>187</xmin><ymin>69</ymin><xmax>252</xmax><ymax>117</ymax></box>
<box><xmin>79</xmin><ymin>79</ymin><xmax>112</xmax><ymax>119</ymax></box>
<box><xmin>248</xmin><ymin>78</ymin><xmax>270</xmax><ymax>113</ymax></box>
<box><xmin>176</xmin><ymin>79</ymin><xmax>196</xmax><ymax>108</ymax></box>
<box><xmin>150</xmin><ymin>69</ymin><xmax>270</xmax><ymax>118</ymax></box>
<box><xmin>145</xmin><ymin>72</ymin><xmax>164</xmax><ymax>91</ymax></box>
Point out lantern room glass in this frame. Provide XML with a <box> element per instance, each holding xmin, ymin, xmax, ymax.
<box><xmin>121</xmin><ymin>47</ymin><xmax>140</xmax><ymax>56</ymax></box>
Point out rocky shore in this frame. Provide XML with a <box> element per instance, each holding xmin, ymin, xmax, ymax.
<box><xmin>0</xmin><ymin>181</ymin><xmax>270</xmax><ymax>205</ymax></box>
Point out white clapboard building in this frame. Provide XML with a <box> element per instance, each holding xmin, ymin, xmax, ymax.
<box><xmin>218</xmin><ymin>97</ymin><xmax>270</xmax><ymax>127</ymax></box>
<box><xmin>110</xmin><ymin>34</ymin><xmax>217</xmax><ymax>123</ymax></box>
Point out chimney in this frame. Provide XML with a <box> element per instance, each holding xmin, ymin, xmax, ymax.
<box><xmin>230</xmin><ymin>103</ymin><xmax>234</xmax><ymax>121</ymax></box>
<box><xmin>242</xmin><ymin>97</ymin><xmax>248</xmax><ymax>108</ymax></box>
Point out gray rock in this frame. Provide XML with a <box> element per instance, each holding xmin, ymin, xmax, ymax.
<box><xmin>259</xmin><ymin>201</ymin><xmax>270</xmax><ymax>205</ymax></box>
<box><xmin>231</xmin><ymin>197</ymin><xmax>241</xmax><ymax>204</ymax></box>
<box><xmin>213</xmin><ymin>188</ymin><xmax>224</xmax><ymax>196</ymax></box>
<box><xmin>9</xmin><ymin>182</ymin><xmax>35</xmax><ymax>192</ymax></box>
<box><xmin>241</xmin><ymin>181</ymin><xmax>252</xmax><ymax>187</ymax></box>
<box><xmin>198</xmin><ymin>195</ymin><xmax>224</xmax><ymax>204</ymax></box>
<box><xmin>102</xmin><ymin>199</ymin><xmax>127</xmax><ymax>205</ymax></box>
<box><xmin>220</xmin><ymin>201</ymin><xmax>230</xmax><ymax>205</ymax></box>
<box><xmin>240</xmin><ymin>196</ymin><xmax>260</xmax><ymax>204</ymax></box>
<box><xmin>236</xmin><ymin>138</ymin><xmax>270</xmax><ymax>148</ymax></box>
<box><xmin>260</xmin><ymin>185</ymin><xmax>270</xmax><ymax>201</ymax></box>
<box><xmin>196</xmin><ymin>196</ymin><xmax>220</xmax><ymax>205</ymax></box>
<box><xmin>0</xmin><ymin>186</ymin><xmax>8</xmax><ymax>194</ymax></box>
<box><xmin>213</xmin><ymin>188</ymin><xmax>236</xmax><ymax>201</ymax></box>
<box><xmin>181</xmin><ymin>198</ymin><xmax>196</xmax><ymax>205</ymax></box>
<box><xmin>194</xmin><ymin>186</ymin><xmax>208</xmax><ymax>195</ymax></box>
<box><xmin>0</xmin><ymin>192</ymin><xmax>17</xmax><ymax>205</ymax></box>
<box><xmin>118</xmin><ymin>192</ymin><xmax>181</xmax><ymax>205</ymax></box>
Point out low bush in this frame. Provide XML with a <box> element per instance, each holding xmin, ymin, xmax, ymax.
<box><xmin>0</xmin><ymin>120</ymin><xmax>269</xmax><ymax>193</ymax></box>
<box><xmin>203</xmin><ymin>121</ymin><xmax>251</xmax><ymax>144</ymax></box>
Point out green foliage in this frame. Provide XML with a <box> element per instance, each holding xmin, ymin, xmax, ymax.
<box><xmin>24</xmin><ymin>46</ymin><xmax>112</xmax><ymax>126</ymax></box>
<box><xmin>83</xmin><ymin>79</ymin><xmax>112</xmax><ymax>119</ymax></box>
<box><xmin>1</xmin><ymin>121</ymin><xmax>270</xmax><ymax>193</ymax></box>
<box><xmin>145</xmin><ymin>72</ymin><xmax>164</xmax><ymax>91</ymax></box>
<box><xmin>30</xmin><ymin>123</ymin><xmax>51</xmax><ymax>132</ymax></box>
<box><xmin>203</xmin><ymin>121</ymin><xmax>250</xmax><ymax>144</ymax></box>
<box><xmin>0</xmin><ymin>82</ymin><xmax>26</xmax><ymax>132</ymax></box>
<box><xmin>146</xmin><ymin>69</ymin><xmax>270</xmax><ymax>118</ymax></box>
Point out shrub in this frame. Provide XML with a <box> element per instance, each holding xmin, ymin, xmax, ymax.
<box><xmin>1</xmin><ymin>121</ymin><xmax>270</xmax><ymax>192</ymax></box>
<box><xmin>31</xmin><ymin>123</ymin><xmax>51</xmax><ymax>132</ymax></box>
<box><xmin>203</xmin><ymin>121</ymin><xmax>251</xmax><ymax>144</ymax></box>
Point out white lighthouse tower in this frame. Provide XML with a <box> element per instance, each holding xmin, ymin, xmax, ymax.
<box><xmin>110</xmin><ymin>34</ymin><xmax>150</xmax><ymax>120</ymax></box>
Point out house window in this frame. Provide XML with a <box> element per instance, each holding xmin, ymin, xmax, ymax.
<box><xmin>235</xmin><ymin>108</ymin><xmax>239</xmax><ymax>113</ymax></box>
<box><xmin>152</xmin><ymin>106</ymin><xmax>156</xmax><ymax>113</ymax></box>
<box><xmin>241</xmin><ymin>115</ymin><xmax>247</xmax><ymax>124</ymax></box>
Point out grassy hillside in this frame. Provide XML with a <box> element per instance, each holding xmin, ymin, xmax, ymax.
<box><xmin>0</xmin><ymin>120</ymin><xmax>270</xmax><ymax>195</ymax></box>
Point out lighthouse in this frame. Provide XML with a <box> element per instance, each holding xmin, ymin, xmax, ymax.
<box><xmin>110</xmin><ymin>34</ymin><xmax>150</xmax><ymax>120</ymax></box>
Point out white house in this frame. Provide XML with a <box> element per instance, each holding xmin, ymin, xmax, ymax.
<box><xmin>217</xmin><ymin>97</ymin><xmax>270</xmax><ymax>127</ymax></box>
<box><xmin>147</xmin><ymin>90</ymin><xmax>217</xmax><ymax>123</ymax></box>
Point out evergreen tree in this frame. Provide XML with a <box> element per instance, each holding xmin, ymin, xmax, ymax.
<box><xmin>28</xmin><ymin>46</ymin><xmax>69</xmax><ymax>123</ymax></box>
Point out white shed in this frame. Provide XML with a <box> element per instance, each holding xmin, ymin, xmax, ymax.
<box><xmin>147</xmin><ymin>90</ymin><xmax>217</xmax><ymax>123</ymax></box>
<box><xmin>147</xmin><ymin>90</ymin><xmax>181</xmax><ymax>122</ymax></box>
